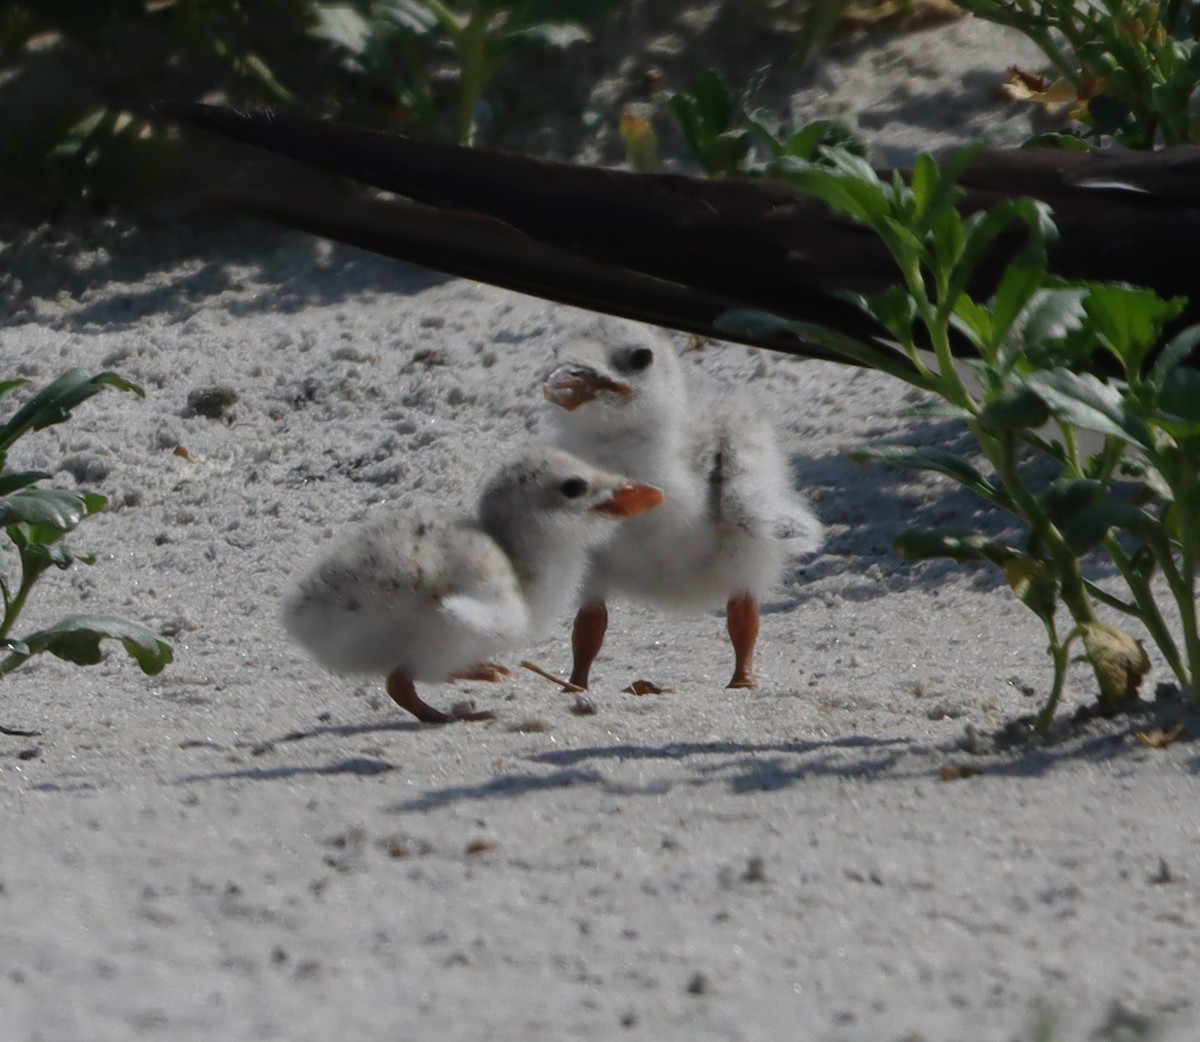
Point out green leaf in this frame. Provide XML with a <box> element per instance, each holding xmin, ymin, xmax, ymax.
<box><xmin>997</xmin><ymin>285</ymin><xmax>1090</xmax><ymax>370</ymax></box>
<box><xmin>851</xmin><ymin>445</ymin><xmax>1009</xmax><ymax>506</ymax></box>
<box><xmin>1057</xmin><ymin>501</ymin><xmax>1159</xmax><ymax>554</ymax></box>
<box><xmin>11</xmin><ymin>615</ymin><xmax>172</xmax><ymax>675</ymax></box>
<box><xmin>715</xmin><ymin>309</ymin><xmax>933</xmax><ymax>386</ymax></box>
<box><xmin>893</xmin><ymin>526</ymin><xmax>1018</xmax><ymax>565</ymax></box>
<box><xmin>376</xmin><ymin>0</ymin><xmax>441</xmax><ymax>34</ymax></box>
<box><xmin>1149</xmin><ymin>325</ymin><xmax>1200</xmax><ymax>386</ymax></box>
<box><xmin>1002</xmin><ymin>554</ymin><xmax>1060</xmax><ymax>626</ymax></box>
<box><xmin>507</xmin><ymin>22</ymin><xmax>590</xmax><ymax>49</ymax></box>
<box><xmin>784</xmin><ymin>160</ymin><xmax>888</xmax><ymax>224</ymax></box>
<box><xmin>0</xmin><ymin>380</ymin><xmax>28</xmax><ymax>404</ymax></box>
<box><xmin>0</xmin><ymin>470</ymin><xmax>51</xmax><ymax>496</ymax></box>
<box><xmin>1156</xmin><ymin>366</ymin><xmax>1200</xmax><ymax>433</ymax></box>
<box><xmin>979</xmin><ymin>385</ymin><xmax>1052</xmax><ymax>430</ymax></box>
<box><xmin>311</xmin><ymin>4</ymin><xmax>373</xmax><ymax>54</ymax></box>
<box><xmin>1021</xmin><ymin>369</ymin><xmax>1152</xmax><ymax>448</ymax></box>
<box><xmin>0</xmin><ymin>369</ymin><xmax>143</xmax><ymax>452</ymax></box>
<box><xmin>860</xmin><ymin>285</ymin><xmax>917</xmax><ymax>343</ymax></box>
<box><xmin>1082</xmin><ymin>284</ymin><xmax>1184</xmax><ymax>376</ymax></box>
<box><xmin>989</xmin><ymin>264</ymin><xmax>1047</xmax><ymax>346</ymax></box>
<box><xmin>0</xmin><ymin>488</ymin><xmax>103</xmax><ymax>532</ymax></box>
<box><xmin>1040</xmin><ymin>478</ymin><xmax>1101</xmax><ymax>520</ymax></box>
<box><xmin>693</xmin><ymin>67</ymin><xmax>734</xmax><ymax>131</ymax></box>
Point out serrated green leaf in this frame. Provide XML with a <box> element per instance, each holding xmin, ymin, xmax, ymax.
<box><xmin>1083</xmin><ymin>284</ymin><xmax>1184</xmax><ymax>376</ymax></box>
<box><xmin>998</xmin><ymin>285</ymin><xmax>1090</xmax><ymax>370</ymax></box>
<box><xmin>1022</xmin><ymin>369</ymin><xmax>1152</xmax><ymax>448</ymax></box>
<box><xmin>784</xmin><ymin>162</ymin><xmax>888</xmax><ymax>224</ymax></box>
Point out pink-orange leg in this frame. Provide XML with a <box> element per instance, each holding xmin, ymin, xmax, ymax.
<box><xmin>726</xmin><ymin>593</ymin><xmax>759</xmax><ymax>689</ymax></box>
<box><xmin>385</xmin><ymin>670</ymin><xmax>496</xmax><ymax>724</ymax></box>
<box><xmin>569</xmin><ymin>599</ymin><xmax>608</xmax><ymax>690</ymax></box>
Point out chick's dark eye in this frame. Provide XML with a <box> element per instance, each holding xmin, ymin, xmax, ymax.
<box><xmin>560</xmin><ymin>476</ymin><xmax>588</xmax><ymax>499</ymax></box>
<box><xmin>628</xmin><ymin>347</ymin><xmax>654</xmax><ymax>371</ymax></box>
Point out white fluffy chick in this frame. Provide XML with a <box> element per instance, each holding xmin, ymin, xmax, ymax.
<box><xmin>544</xmin><ymin>318</ymin><xmax>823</xmax><ymax>690</ymax></box>
<box><xmin>283</xmin><ymin>445</ymin><xmax>664</xmax><ymax>723</ymax></box>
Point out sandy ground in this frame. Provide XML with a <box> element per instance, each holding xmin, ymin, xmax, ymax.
<box><xmin>2</xmin><ymin>13</ymin><xmax>1199</xmax><ymax>1042</ymax></box>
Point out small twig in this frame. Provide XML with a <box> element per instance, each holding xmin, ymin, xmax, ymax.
<box><xmin>520</xmin><ymin>660</ymin><xmax>585</xmax><ymax>693</ymax></box>
<box><xmin>1</xmin><ymin>723</ymin><xmax>42</xmax><ymax>737</ymax></box>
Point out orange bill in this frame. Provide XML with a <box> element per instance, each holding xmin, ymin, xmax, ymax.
<box><xmin>595</xmin><ymin>482</ymin><xmax>665</xmax><ymax>517</ymax></box>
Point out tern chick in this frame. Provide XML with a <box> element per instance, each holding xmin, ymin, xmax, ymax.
<box><xmin>544</xmin><ymin>318</ymin><xmax>823</xmax><ymax>690</ymax></box>
<box><xmin>283</xmin><ymin>446</ymin><xmax>664</xmax><ymax>723</ymax></box>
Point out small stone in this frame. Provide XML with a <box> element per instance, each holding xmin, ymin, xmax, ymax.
<box><xmin>186</xmin><ymin>385</ymin><xmax>239</xmax><ymax>419</ymax></box>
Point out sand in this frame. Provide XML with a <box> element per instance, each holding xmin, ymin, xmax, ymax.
<box><xmin>1</xmin><ymin>13</ymin><xmax>1198</xmax><ymax>1042</ymax></box>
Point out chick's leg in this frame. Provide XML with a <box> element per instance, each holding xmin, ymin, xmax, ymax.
<box><xmin>386</xmin><ymin>670</ymin><xmax>495</xmax><ymax>724</ymax></box>
<box><xmin>726</xmin><ymin>593</ymin><xmax>759</xmax><ymax>689</ymax></box>
<box><xmin>569</xmin><ymin>599</ymin><xmax>608</xmax><ymax>690</ymax></box>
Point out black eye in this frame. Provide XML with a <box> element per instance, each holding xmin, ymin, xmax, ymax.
<box><xmin>560</xmin><ymin>477</ymin><xmax>588</xmax><ymax>499</ymax></box>
<box><xmin>628</xmin><ymin>347</ymin><xmax>653</xmax><ymax>371</ymax></box>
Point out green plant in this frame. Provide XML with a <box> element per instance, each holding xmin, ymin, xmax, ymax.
<box><xmin>0</xmin><ymin>0</ymin><xmax>325</xmax><ymax>206</ymax></box>
<box><xmin>315</xmin><ymin>0</ymin><xmax>603</xmax><ymax>145</ymax></box>
<box><xmin>662</xmin><ymin>66</ymin><xmax>865</xmax><ymax>178</ymax></box>
<box><xmin>0</xmin><ymin>370</ymin><xmax>172</xmax><ymax>708</ymax></box>
<box><xmin>962</xmin><ymin>0</ymin><xmax>1200</xmax><ymax>148</ymax></box>
<box><xmin>0</xmin><ymin>0</ymin><xmax>613</xmax><ymax>208</ymax></box>
<box><xmin>720</xmin><ymin>145</ymin><xmax>1200</xmax><ymax>732</ymax></box>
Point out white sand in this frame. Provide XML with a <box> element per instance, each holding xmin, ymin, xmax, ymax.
<box><xmin>2</xmin><ymin>15</ymin><xmax>1198</xmax><ymax>1042</ymax></box>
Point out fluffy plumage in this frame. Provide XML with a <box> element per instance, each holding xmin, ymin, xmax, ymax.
<box><xmin>543</xmin><ymin>318</ymin><xmax>823</xmax><ymax>690</ymax></box>
<box><xmin>283</xmin><ymin>445</ymin><xmax>663</xmax><ymax>723</ymax></box>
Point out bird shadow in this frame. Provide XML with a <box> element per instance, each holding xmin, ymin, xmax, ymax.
<box><xmin>384</xmin><ymin>699</ymin><xmax>1200</xmax><ymax>814</ymax></box>
<box><xmin>177</xmin><ymin>755</ymin><xmax>399</xmax><ymax>785</ymax></box>
<box><xmin>170</xmin><ymin>687</ymin><xmax>1200</xmax><ymax>795</ymax></box>
<box><xmin>173</xmin><ymin>715</ymin><xmax>424</xmax><ymax>784</ymax></box>
<box><xmin>385</xmin><ymin>733</ymin><xmax>918</xmax><ymax>813</ymax></box>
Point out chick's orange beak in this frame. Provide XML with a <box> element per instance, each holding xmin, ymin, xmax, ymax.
<box><xmin>543</xmin><ymin>365</ymin><xmax>634</xmax><ymax>411</ymax></box>
<box><xmin>594</xmin><ymin>482</ymin><xmax>665</xmax><ymax>518</ymax></box>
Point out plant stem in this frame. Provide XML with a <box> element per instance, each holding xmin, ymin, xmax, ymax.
<box><xmin>1103</xmin><ymin>533</ymin><xmax>1186</xmax><ymax>686</ymax></box>
<box><xmin>1035</xmin><ymin>621</ymin><xmax>1075</xmax><ymax>736</ymax></box>
<box><xmin>984</xmin><ymin>427</ymin><xmax>1097</xmax><ymax>624</ymax></box>
<box><xmin>0</xmin><ymin>556</ymin><xmax>39</xmax><ymax>642</ymax></box>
